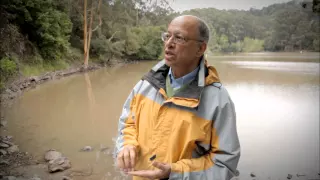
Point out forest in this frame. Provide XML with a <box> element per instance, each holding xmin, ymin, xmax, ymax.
<box><xmin>0</xmin><ymin>0</ymin><xmax>319</xmax><ymax>88</ymax></box>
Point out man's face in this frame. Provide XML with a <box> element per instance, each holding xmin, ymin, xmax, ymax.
<box><xmin>164</xmin><ymin>17</ymin><xmax>202</xmax><ymax>69</ymax></box>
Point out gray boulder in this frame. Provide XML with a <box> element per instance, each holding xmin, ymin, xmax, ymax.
<box><xmin>44</xmin><ymin>150</ymin><xmax>62</xmax><ymax>162</ymax></box>
<box><xmin>48</xmin><ymin>157</ymin><xmax>71</xmax><ymax>173</ymax></box>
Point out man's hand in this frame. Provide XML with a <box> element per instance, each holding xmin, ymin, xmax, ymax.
<box><xmin>128</xmin><ymin>161</ymin><xmax>171</xmax><ymax>179</ymax></box>
<box><xmin>117</xmin><ymin>145</ymin><xmax>137</xmax><ymax>172</ymax></box>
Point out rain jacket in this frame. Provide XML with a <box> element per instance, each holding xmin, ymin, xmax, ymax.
<box><xmin>114</xmin><ymin>57</ymin><xmax>241</xmax><ymax>180</ymax></box>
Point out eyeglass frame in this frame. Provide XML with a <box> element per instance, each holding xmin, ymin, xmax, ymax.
<box><xmin>161</xmin><ymin>32</ymin><xmax>204</xmax><ymax>45</ymax></box>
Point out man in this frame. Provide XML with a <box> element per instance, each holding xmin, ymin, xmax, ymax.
<box><xmin>114</xmin><ymin>15</ymin><xmax>240</xmax><ymax>180</ymax></box>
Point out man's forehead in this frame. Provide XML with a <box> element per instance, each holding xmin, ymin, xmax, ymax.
<box><xmin>171</xmin><ymin>15</ymin><xmax>199</xmax><ymax>23</ymax></box>
<box><xmin>167</xmin><ymin>16</ymin><xmax>199</xmax><ymax>35</ymax></box>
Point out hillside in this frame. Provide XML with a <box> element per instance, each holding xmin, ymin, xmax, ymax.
<box><xmin>182</xmin><ymin>0</ymin><xmax>319</xmax><ymax>53</ymax></box>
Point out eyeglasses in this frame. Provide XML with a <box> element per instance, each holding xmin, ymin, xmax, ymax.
<box><xmin>161</xmin><ymin>32</ymin><xmax>203</xmax><ymax>45</ymax></box>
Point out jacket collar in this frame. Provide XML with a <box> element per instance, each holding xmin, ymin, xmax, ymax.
<box><xmin>151</xmin><ymin>56</ymin><xmax>206</xmax><ymax>87</ymax></box>
<box><xmin>143</xmin><ymin>56</ymin><xmax>207</xmax><ymax>100</ymax></box>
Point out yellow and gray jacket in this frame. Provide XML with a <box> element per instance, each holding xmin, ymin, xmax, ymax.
<box><xmin>114</xmin><ymin>57</ymin><xmax>241</xmax><ymax>180</ymax></box>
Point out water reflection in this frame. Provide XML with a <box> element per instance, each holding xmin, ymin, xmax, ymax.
<box><xmin>227</xmin><ymin>82</ymin><xmax>319</xmax><ymax>179</ymax></box>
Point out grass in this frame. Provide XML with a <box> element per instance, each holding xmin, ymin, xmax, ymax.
<box><xmin>22</xmin><ymin>60</ymin><xmax>70</xmax><ymax>76</ymax></box>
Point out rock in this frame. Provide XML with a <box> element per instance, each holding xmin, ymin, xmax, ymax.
<box><xmin>1</xmin><ymin>140</ymin><xmax>14</xmax><ymax>146</ymax></box>
<box><xmin>296</xmin><ymin>173</ymin><xmax>306</xmax><ymax>177</ymax></box>
<box><xmin>42</xmin><ymin>76</ymin><xmax>51</xmax><ymax>81</ymax></box>
<box><xmin>0</xmin><ymin>149</ymin><xmax>7</xmax><ymax>155</ymax></box>
<box><xmin>1</xmin><ymin>136</ymin><xmax>13</xmax><ymax>141</ymax></box>
<box><xmin>0</xmin><ymin>160</ymin><xmax>10</xmax><ymax>165</ymax></box>
<box><xmin>100</xmin><ymin>146</ymin><xmax>112</xmax><ymax>155</ymax></box>
<box><xmin>61</xmin><ymin>176</ymin><xmax>72</xmax><ymax>180</ymax></box>
<box><xmin>9</xmin><ymin>94</ymin><xmax>16</xmax><ymax>99</ymax></box>
<box><xmin>3</xmin><ymin>176</ymin><xmax>17</xmax><ymax>180</ymax></box>
<box><xmin>0</xmin><ymin>120</ymin><xmax>7</xmax><ymax>127</ymax></box>
<box><xmin>44</xmin><ymin>150</ymin><xmax>62</xmax><ymax>162</ymax></box>
<box><xmin>287</xmin><ymin>174</ymin><xmax>292</xmax><ymax>179</ymax></box>
<box><xmin>0</xmin><ymin>142</ymin><xmax>9</xmax><ymax>148</ymax></box>
<box><xmin>9</xmin><ymin>84</ymin><xmax>20</xmax><ymax>92</ymax></box>
<box><xmin>29</xmin><ymin>177</ymin><xmax>41</xmax><ymax>180</ymax></box>
<box><xmin>80</xmin><ymin>146</ymin><xmax>93</xmax><ymax>152</ymax></box>
<box><xmin>7</xmin><ymin>145</ymin><xmax>19</xmax><ymax>154</ymax></box>
<box><xmin>29</xmin><ymin>76</ymin><xmax>40</xmax><ymax>83</ymax></box>
<box><xmin>100</xmin><ymin>147</ymin><xmax>109</xmax><ymax>152</ymax></box>
<box><xmin>48</xmin><ymin>157</ymin><xmax>71</xmax><ymax>173</ymax></box>
<box><xmin>250</xmin><ymin>172</ymin><xmax>256</xmax><ymax>177</ymax></box>
<box><xmin>5</xmin><ymin>89</ymin><xmax>13</xmax><ymax>94</ymax></box>
<box><xmin>62</xmin><ymin>71</ymin><xmax>77</xmax><ymax>77</ymax></box>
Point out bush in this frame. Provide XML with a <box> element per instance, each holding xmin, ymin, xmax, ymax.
<box><xmin>0</xmin><ymin>56</ymin><xmax>17</xmax><ymax>89</ymax></box>
<box><xmin>129</xmin><ymin>26</ymin><xmax>165</xmax><ymax>60</ymax></box>
<box><xmin>4</xmin><ymin>0</ymin><xmax>72</xmax><ymax>61</ymax></box>
<box><xmin>243</xmin><ymin>37</ymin><xmax>265</xmax><ymax>52</ymax></box>
<box><xmin>0</xmin><ymin>57</ymin><xmax>17</xmax><ymax>77</ymax></box>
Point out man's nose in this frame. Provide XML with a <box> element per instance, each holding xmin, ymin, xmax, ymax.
<box><xmin>165</xmin><ymin>36</ymin><xmax>175</xmax><ymax>48</ymax></box>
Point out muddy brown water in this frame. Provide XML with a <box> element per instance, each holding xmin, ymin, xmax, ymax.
<box><xmin>1</xmin><ymin>52</ymin><xmax>319</xmax><ymax>180</ymax></box>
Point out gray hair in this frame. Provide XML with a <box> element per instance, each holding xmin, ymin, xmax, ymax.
<box><xmin>197</xmin><ymin>18</ymin><xmax>210</xmax><ymax>43</ymax></box>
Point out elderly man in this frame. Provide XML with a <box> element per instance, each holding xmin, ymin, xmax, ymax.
<box><xmin>114</xmin><ymin>15</ymin><xmax>240</xmax><ymax>180</ymax></box>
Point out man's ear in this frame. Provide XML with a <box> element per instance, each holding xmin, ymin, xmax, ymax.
<box><xmin>196</xmin><ymin>42</ymin><xmax>207</xmax><ymax>57</ymax></box>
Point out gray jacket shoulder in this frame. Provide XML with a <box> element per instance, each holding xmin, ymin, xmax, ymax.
<box><xmin>202</xmin><ymin>82</ymin><xmax>233</xmax><ymax>105</ymax></box>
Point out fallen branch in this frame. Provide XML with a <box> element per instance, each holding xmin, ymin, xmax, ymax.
<box><xmin>108</xmin><ymin>31</ymin><xmax>119</xmax><ymax>42</ymax></box>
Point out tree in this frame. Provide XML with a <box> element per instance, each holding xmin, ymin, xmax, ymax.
<box><xmin>83</xmin><ymin>0</ymin><xmax>102</xmax><ymax>69</ymax></box>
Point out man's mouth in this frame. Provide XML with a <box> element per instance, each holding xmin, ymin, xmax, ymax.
<box><xmin>165</xmin><ymin>50</ymin><xmax>175</xmax><ymax>56</ymax></box>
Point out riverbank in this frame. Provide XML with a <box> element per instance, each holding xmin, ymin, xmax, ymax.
<box><xmin>0</xmin><ymin>59</ymin><xmax>135</xmax><ymax>180</ymax></box>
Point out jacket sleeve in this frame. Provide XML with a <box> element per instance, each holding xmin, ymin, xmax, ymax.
<box><xmin>169</xmin><ymin>85</ymin><xmax>241</xmax><ymax>180</ymax></box>
<box><xmin>114</xmin><ymin>80</ymin><xmax>143</xmax><ymax>158</ymax></box>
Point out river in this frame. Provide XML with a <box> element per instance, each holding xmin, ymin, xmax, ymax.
<box><xmin>1</xmin><ymin>52</ymin><xmax>319</xmax><ymax>180</ymax></box>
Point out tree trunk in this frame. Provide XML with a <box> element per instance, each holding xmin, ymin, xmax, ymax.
<box><xmin>83</xmin><ymin>0</ymin><xmax>102</xmax><ymax>70</ymax></box>
<box><xmin>83</xmin><ymin>0</ymin><xmax>88</xmax><ymax>69</ymax></box>
<box><xmin>86</xmin><ymin>8</ymin><xmax>94</xmax><ymax>69</ymax></box>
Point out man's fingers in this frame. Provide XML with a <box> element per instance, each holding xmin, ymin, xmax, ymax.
<box><xmin>116</xmin><ymin>145</ymin><xmax>137</xmax><ymax>172</ymax></box>
<box><xmin>117</xmin><ymin>151</ymin><xmax>125</xmax><ymax>169</ymax></box>
<box><xmin>152</xmin><ymin>161</ymin><xmax>167</xmax><ymax>171</ymax></box>
<box><xmin>128</xmin><ymin>161</ymin><xmax>170</xmax><ymax>179</ymax></box>
<box><xmin>123</xmin><ymin>149</ymin><xmax>130</xmax><ymax>169</ymax></box>
<box><xmin>129</xmin><ymin>147</ymin><xmax>136</xmax><ymax>169</ymax></box>
<box><xmin>128</xmin><ymin>170</ymin><xmax>156</xmax><ymax>178</ymax></box>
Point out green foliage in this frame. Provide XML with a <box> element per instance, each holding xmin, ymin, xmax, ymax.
<box><xmin>22</xmin><ymin>60</ymin><xmax>69</xmax><ymax>76</ymax></box>
<box><xmin>90</xmin><ymin>25</ymin><xmax>164</xmax><ymax>62</ymax></box>
<box><xmin>36</xmin><ymin>10</ymin><xmax>72</xmax><ymax>60</ymax></box>
<box><xmin>0</xmin><ymin>57</ymin><xmax>17</xmax><ymax>77</ymax></box>
<box><xmin>230</xmin><ymin>41</ymin><xmax>244</xmax><ymax>52</ymax></box>
<box><xmin>0</xmin><ymin>56</ymin><xmax>17</xmax><ymax>89</ymax></box>
<box><xmin>3</xmin><ymin>0</ymin><xmax>72</xmax><ymax>61</ymax></box>
<box><xmin>132</xmin><ymin>26</ymin><xmax>164</xmax><ymax>60</ymax></box>
<box><xmin>219</xmin><ymin>34</ymin><xmax>230</xmax><ymax>52</ymax></box>
<box><xmin>64</xmin><ymin>47</ymin><xmax>83</xmax><ymax>63</ymax></box>
<box><xmin>125</xmin><ymin>33</ymin><xmax>141</xmax><ymax>56</ymax></box>
<box><xmin>242</xmin><ymin>37</ymin><xmax>264</xmax><ymax>52</ymax></box>
<box><xmin>184</xmin><ymin>1</ymin><xmax>319</xmax><ymax>53</ymax></box>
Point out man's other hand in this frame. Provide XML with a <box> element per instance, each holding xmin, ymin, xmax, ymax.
<box><xmin>117</xmin><ymin>145</ymin><xmax>137</xmax><ymax>172</ymax></box>
<box><xmin>128</xmin><ymin>161</ymin><xmax>171</xmax><ymax>179</ymax></box>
